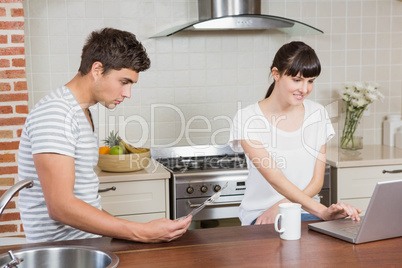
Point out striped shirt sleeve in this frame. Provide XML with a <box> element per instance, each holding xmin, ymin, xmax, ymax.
<box><xmin>26</xmin><ymin>100</ymin><xmax>80</xmax><ymax>157</ymax></box>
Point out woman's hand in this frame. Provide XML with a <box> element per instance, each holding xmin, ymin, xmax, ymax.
<box><xmin>255</xmin><ymin>199</ymin><xmax>290</xmax><ymax>225</ymax></box>
<box><xmin>322</xmin><ymin>202</ymin><xmax>361</xmax><ymax>221</ymax></box>
<box><xmin>255</xmin><ymin>205</ymin><xmax>280</xmax><ymax>225</ymax></box>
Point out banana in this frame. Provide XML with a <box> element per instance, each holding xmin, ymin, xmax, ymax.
<box><xmin>119</xmin><ymin>138</ymin><xmax>149</xmax><ymax>154</ymax></box>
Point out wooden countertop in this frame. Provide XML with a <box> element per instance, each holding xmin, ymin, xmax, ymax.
<box><xmin>95</xmin><ymin>158</ymin><xmax>171</xmax><ymax>183</ymax></box>
<box><xmin>327</xmin><ymin>145</ymin><xmax>402</xmax><ymax>168</ymax></box>
<box><xmin>2</xmin><ymin>223</ymin><xmax>401</xmax><ymax>267</ymax></box>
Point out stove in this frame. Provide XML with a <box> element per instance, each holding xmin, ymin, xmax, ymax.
<box><xmin>151</xmin><ymin>145</ymin><xmax>248</xmax><ymax>221</ymax></box>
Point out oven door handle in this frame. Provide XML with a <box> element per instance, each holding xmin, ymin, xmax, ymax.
<box><xmin>188</xmin><ymin>201</ymin><xmax>242</xmax><ymax>208</ymax></box>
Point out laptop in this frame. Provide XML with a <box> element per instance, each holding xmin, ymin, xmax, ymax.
<box><xmin>308</xmin><ymin>179</ymin><xmax>402</xmax><ymax>244</ymax></box>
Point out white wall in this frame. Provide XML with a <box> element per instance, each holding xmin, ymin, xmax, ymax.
<box><xmin>23</xmin><ymin>0</ymin><xmax>402</xmax><ymax>148</ymax></box>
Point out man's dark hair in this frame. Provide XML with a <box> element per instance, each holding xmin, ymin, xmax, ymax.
<box><xmin>78</xmin><ymin>28</ymin><xmax>150</xmax><ymax>75</ymax></box>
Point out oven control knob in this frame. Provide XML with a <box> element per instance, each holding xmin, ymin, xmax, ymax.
<box><xmin>213</xmin><ymin>185</ymin><xmax>221</xmax><ymax>192</ymax></box>
<box><xmin>186</xmin><ymin>186</ymin><xmax>194</xmax><ymax>194</ymax></box>
<box><xmin>200</xmin><ymin>185</ymin><xmax>208</xmax><ymax>193</ymax></box>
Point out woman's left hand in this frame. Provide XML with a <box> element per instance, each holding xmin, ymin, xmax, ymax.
<box><xmin>255</xmin><ymin>205</ymin><xmax>280</xmax><ymax>225</ymax></box>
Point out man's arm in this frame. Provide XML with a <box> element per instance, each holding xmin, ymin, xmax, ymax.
<box><xmin>33</xmin><ymin>153</ymin><xmax>191</xmax><ymax>243</ymax></box>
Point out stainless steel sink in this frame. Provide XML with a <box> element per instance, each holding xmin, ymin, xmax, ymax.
<box><xmin>0</xmin><ymin>246</ymin><xmax>119</xmax><ymax>268</ymax></box>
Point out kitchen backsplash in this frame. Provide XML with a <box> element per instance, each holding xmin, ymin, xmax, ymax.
<box><xmin>23</xmin><ymin>0</ymin><xmax>402</xmax><ymax>148</ymax></box>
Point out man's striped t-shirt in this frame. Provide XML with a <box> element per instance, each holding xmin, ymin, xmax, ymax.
<box><xmin>18</xmin><ymin>86</ymin><xmax>102</xmax><ymax>242</ymax></box>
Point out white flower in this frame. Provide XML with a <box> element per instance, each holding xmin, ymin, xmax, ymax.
<box><xmin>351</xmin><ymin>91</ymin><xmax>363</xmax><ymax>100</ymax></box>
<box><xmin>351</xmin><ymin>98</ymin><xmax>367</xmax><ymax>108</ymax></box>
<box><xmin>365</xmin><ymin>92</ymin><xmax>378</xmax><ymax>102</ymax></box>
<box><xmin>342</xmin><ymin>94</ymin><xmax>350</xmax><ymax>102</ymax></box>
<box><xmin>340</xmin><ymin>81</ymin><xmax>383</xmax><ymax>110</ymax></box>
<box><xmin>357</xmin><ymin>98</ymin><xmax>368</xmax><ymax>107</ymax></box>
<box><xmin>377</xmin><ymin>90</ymin><xmax>384</xmax><ymax>100</ymax></box>
<box><xmin>365</xmin><ymin>83</ymin><xmax>377</xmax><ymax>93</ymax></box>
<box><xmin>340</xmin><ymin>81</ymin><xmax>382</xmax><ymax>149</ymax></box>
<box><xmin>354</xmin><ymin>82</ymin><xmax>364</xmax><ymax>91</ymax></box>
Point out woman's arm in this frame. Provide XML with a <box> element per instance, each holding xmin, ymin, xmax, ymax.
<box><xmin>241</xmin><ymin>140</ymin><xmax>361</xmax><ymax>221</ymax></box>
<box><xmin>255</xmin><ymin>145</ymin><xmax>325</xmax><ymax>224</ymax></box>
<box><xmin>302</xmin><ymin>144</ymin><xmax>361</xmax><ymax>220</ymax></box>
<box><xmin>303</xmin><ymin>144</ymin><xmax>327</xmax><ymax>197</ymax></box>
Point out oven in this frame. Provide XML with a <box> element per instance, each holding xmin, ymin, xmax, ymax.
<box><xmin>175</xmin><ymin>169</ymin><xmax>247</xmax><ymax>220</ymax></box>
<box><xmin>152</xmin><ymin>145</ymin><xmax>248</xmax><ymax>226</ymax></box>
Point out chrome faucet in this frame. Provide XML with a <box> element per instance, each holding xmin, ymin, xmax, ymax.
<box><xmin>0</xmin><ymin>179</ymin><xmax>33</xmax><ymax>217</ymax></box>
<box><xmin>3</xmin><ymin>250</ymin><xmax>24</xmax><ymax>268</ymax></box>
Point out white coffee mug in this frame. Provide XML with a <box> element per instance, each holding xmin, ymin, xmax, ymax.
<box><xmin>274</xmin><ymin>203</ymin><xmax>302</xmax><ymax>240</ymax></box>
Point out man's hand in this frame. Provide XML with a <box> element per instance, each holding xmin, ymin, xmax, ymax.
<box><xmin>136</xmin><ymin>216</ymin><xmax>192</xmax><ymax>243</ymax></box>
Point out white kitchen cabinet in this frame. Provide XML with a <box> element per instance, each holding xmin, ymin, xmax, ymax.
<box><xmin>331</xmin><ymin>164</ymin><xmax>402</xmax><ymax>214</ymax></box>
<box><xmin>99</xmin><ymin>179</ymin><xmax>169</xmax><ymax>222</ymax></box>
<box><xmin>96</xmin><ymin>159</ymin><xmax>171</xmax><ymax>223</ymax></box>
<box><xmin>327</xmin><ymin>145</ymin><xmax>402</xmax><ymax>215</ymax></box>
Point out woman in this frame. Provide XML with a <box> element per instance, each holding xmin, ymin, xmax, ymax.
<box><xmin>229</xmin><ymin>41</ymin><xmax>361</xmax><ymax>225</ymax></box>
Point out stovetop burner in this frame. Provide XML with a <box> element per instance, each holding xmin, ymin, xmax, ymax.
<box><xmin>156</xmin><ymin>154</ymin><xmax>247</xmax><ymax>173</ymax></box>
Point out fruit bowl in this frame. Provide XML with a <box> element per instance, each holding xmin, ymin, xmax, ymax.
<box><xmin>97</xmin><ymin>149</ymin><xmax>151</xmax><ymax>172</ymax></box>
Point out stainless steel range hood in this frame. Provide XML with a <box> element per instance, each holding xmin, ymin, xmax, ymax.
<box><xmin>151</xmin><ymin>0</ymin><xmax>323</xmax><ymax>38</ymax></box>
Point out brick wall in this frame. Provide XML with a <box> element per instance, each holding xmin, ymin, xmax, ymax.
<box><xmin>0</xmin><ymin>0</ymin><xmax>27</xmax><ymax>237</ymax></box>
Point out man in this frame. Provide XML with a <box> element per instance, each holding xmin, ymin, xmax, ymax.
<box><xmin>18</xmin><ymin>28</ymin><xmax>192</xmax><ymax>243</ymax></box>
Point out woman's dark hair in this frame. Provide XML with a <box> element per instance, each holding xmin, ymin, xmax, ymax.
<box><xmin>265</xmin><ymin>41</ymin><xmax>321</xmax><ymax>98</ymax></box>
<box><xmin>78</xmin><ymin>28</ymin><xmax>150</xmax><ymax>75</ymax></box>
